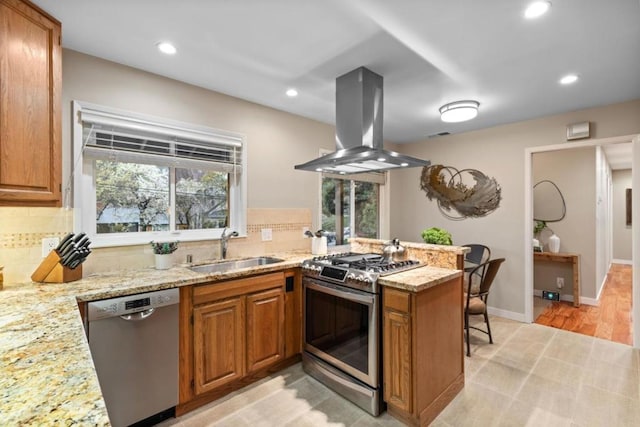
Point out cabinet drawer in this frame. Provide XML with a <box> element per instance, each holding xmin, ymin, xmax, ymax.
<box><xmin>194</xmin><ymin>272</ymin><xmax>285</xmax><ymax>305</ymax></box>
<box><xmin>384</xmin><ymin>288</ymin><xmax>411</xmax><ymax>313</ymax></box>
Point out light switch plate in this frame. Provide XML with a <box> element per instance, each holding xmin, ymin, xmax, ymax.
<box><xmin>261</xmin><ymin>228</ymin><xmax>272</xmax><ymax>241</ymax></box>
<box><xmin>42</xmin><ymin>237</ymin><xmax>60</xmax><ymax>257</ymax></box>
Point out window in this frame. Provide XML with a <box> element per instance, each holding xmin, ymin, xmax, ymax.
<box><xmin>73</xmin><ymin>101</ymin><xmax>246</xmax><ymax>247</ymax></box>
<box><xmin>321</xmin><ymin>172</ymin><xmax>382</xmax><ymax>246</ymax></box>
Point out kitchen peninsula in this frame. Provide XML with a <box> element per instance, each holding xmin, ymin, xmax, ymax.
<box><xmin>0</xmin><ymin>242</ymin><xmax>465</xmax><ymax>426</ymax></box>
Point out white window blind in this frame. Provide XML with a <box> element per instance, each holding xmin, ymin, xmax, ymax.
<box><xmin>80</xmin><ymin>106</ymin><xmax>243</xmax><ymax>173</ymax></box>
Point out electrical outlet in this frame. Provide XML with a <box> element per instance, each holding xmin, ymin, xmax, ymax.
<box><xmin>261</xmin><ymin>228</ymin><xmax>273</xmax><ymax>241</ymax></box>
<box><xmin>42</xmin><ymin>237</ymin><xmax>60</xmax><ymax>258</ymax></box>
<box><xmin>556</xmin><ymin>277</ymin><xmax>565</xmax><ymax>289</ymax></box>
<box><xmin>302</xmin><ymin>226</ymin><xmax>310</xmax><ymax>237</ymax></box>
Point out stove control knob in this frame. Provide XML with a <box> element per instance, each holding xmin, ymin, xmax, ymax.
<box><xmin>357</xmin><ymin>275</ymin><xmax>365</xmax><ymax>281</ymax></box>
<box><xmin>363</xmin><ymin>277</ymin><xmax>372</xmax><ymax>284</ymax></box>
<box><xmin>347</xmin><ymin>273</ymin><xmax>356</xmax><ymax>280</ymax></box>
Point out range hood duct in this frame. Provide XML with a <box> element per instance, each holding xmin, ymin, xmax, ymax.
<box><xmin>295</xmin><ymin>67</ymin><xmax>430</xmax><ymax>174</ymax></box>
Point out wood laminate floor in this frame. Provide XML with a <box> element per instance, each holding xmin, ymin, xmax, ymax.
<box><xmin>534</xmin><ymin>263</ymin><xmax>632</xmax><ymax>345</ymax></box>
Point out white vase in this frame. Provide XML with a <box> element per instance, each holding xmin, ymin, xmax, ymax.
<box><xmin>155</xmin><ymin>254</ymin><xmax>172</xmax><ymax>270</ymax></box>
<box><xmin>311</xmin><ymin>236</ymin><xmax>327</xmax><ymax>255</ymax></box>
<box><xmin>548</xmin><ymin>234</ymin><xmax>560</xmax><ymax>253</ymax></box>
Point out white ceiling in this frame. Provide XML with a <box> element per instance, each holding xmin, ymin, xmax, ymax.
<box><xmin>34</xmin><ymin>0</ymin><xmax>640</xmax><ymax>144</ymax></box>
<box><xmin>603</xmin><ymin>143</ymin><xmax>633</xmax><ymax>170</ymax></box>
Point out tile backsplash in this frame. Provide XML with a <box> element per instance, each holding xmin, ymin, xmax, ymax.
<box><xmin>0</xmin><ymin>207</ymin><xmax>312</xmax><ymax>284</ymax></box>
<box><xmin>0</xmin><ymin>208</ymin><xmax>73</xmax><ymax>284</ymax></box>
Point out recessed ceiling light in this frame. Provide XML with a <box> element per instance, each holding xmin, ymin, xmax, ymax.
<box><xmin>286</xmin><ymin>88</ymin><xmax>298</xmax><ymax>97</ymax></box>
<box><xmin>439</xmin><ymin>100</ymin><xmax>480</xmax><ymax>123</ymax></box>
<box><xmin>524</xmin><ymin>1</ymin><xmax>551</xmax><ymax>19</ymax></box>
<box><xmin>377</xmin><ymin>157</ymin><xmax>386</xmax><ymax>162</ymax></box>
<box><xmin>560</xmin><ymin>74</ymin><xmax>579</xmax><ymax>85</ymax></box>
<box><xmin>400</xmin><ymin>163</ymin><xmax>409</xmax><ymax>167</ymax></box>
<box><xmin>156</xmin><ymin>42</ymin><xmax>177</xmax><ymax>55</ymax></box>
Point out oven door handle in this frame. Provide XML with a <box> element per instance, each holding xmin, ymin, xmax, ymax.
<box><xmin>305</xmin><ymin>281</ymin><xmax>375</xmax><ymax>305</ymax></box>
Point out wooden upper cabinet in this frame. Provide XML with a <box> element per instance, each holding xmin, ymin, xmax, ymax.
<box><xmin>0</xmin><ymin>0</ymin><xmax>61</xmax><ymax>206</ymax></box>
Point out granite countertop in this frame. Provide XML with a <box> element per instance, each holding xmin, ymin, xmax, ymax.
<box><xmin>378</xmin><ymin>265</ymin><xmax>463</xmax><ymax>292</ymax></box>
<box><xmin>0</xmin><ymin>251</ymin><xmax>460</xmax><ymax>425</ymax></box>
<box><xmin>0</xmin><ymin>252</ymin><xmax>308</xmax><ymax>425</ymax></box>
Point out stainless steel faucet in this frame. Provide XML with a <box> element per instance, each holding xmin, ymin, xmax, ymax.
<box><xmin>220</xmin><ymin>227</ymin><xmax>239</xmax><ymax>259</ymax></box>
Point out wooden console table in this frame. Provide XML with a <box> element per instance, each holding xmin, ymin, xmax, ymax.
<box><xmin>533</xmin><ymin>252</ymin><xmax>580</xmax><ymax>307</ymax></box>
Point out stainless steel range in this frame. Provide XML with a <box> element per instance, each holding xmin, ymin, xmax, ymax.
<box><xmin>301</xmin><ymin>252</ymin><xmax>421</xmax><ymax>416</ymax></box>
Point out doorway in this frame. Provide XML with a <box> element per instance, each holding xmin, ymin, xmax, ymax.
<box><xmin>524</xmin><ymin>134</ymin><xmax>640</xmax><ymax>348</ymax></box>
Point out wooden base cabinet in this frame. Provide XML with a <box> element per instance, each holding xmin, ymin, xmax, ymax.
<box><xmin>246</xmin><ymin>287</ymin><xmax>285</xmax><ymax>373</ymax></box>
<box><xmin>178</xmin><ymin>269</ymin><xmax>301</xmax><ymax>415</ymax></box>
<box><xmin>0</xmin><ymin>0</ymin><xmax>61</xmax><ymax>206</ymax></box>
<box><xmin>383</xmin><ymin>277</ymin><xmax>465</xmax><ymax>427</ymax></box>
<box><xmin>193</xmin><ymin>296</ymin><xmax>245</xmax><ymax>395</ymax></box>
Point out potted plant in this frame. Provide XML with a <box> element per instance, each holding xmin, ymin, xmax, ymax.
<box><xmin>421</xmin><ymin>227</ymin><xmax>453</xmax><ymax>245</ymax></box>
<box><xmin>150</xmin><ymin>241</ymin><xmax>179</xmax><ymax>270</ymax></box>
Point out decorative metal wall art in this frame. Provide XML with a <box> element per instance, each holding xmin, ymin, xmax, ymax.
<box><xmin>420</xmin><ymin>165</ymin><xmax>502</xmax><ymax>220</ymax></box>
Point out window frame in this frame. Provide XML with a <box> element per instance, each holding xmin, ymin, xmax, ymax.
<box><xmin>72</xmin><ymin>101</ymin><xmax>247</xmax><ymax>248</ymax></box>
<box><xmin>317</xmin><ymin>149</ymin><xmax>390</xmax><ymax>246</ymax></box>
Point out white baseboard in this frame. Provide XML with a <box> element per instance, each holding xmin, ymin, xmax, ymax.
<box><xmin>533</xmin><ymin>289</ymin><xmax>598</xmax><ymax>306</ymax></box>
<box><xmin>579</xmin><ymin>296</ymin><xmax>599</xmax><ymax>306</ymax></box>
<box><xmin>612</xmin><ymin>258</ymin><xmax>633</xmax><ymax>265</ymax></box>
<box><xmin>488</xmin><ymin>306</ymin><xmax>526</xmax><ymax>322</ymax></box>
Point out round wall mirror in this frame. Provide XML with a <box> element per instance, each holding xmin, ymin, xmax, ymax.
<box><xmin>533</xmin><ymin>180</ymin><xmax>566</xmax><ymax>222</ymax></box>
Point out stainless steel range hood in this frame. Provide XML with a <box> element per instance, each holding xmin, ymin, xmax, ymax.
<box><xmin>295</xmin><ymin>67</ymin><xmax>430</xmax><ymax>174</ymax></box>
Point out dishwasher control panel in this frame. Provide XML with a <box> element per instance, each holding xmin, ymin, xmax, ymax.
<box><xmin>88</xmin><ymin>288</ymin><xmax>180</xmax><ymax>321</ymax></box>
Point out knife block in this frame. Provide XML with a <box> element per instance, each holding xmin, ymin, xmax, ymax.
<box><xmin>31</xmin><ymin>251</ymin><xmax>83</xmax><ymax>283</ymax></box>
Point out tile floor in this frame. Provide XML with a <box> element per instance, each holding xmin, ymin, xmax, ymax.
<box><xmin>160</xmin><ymin>316</ymin><xmax>640</xmax><ymax>426</ymax></box>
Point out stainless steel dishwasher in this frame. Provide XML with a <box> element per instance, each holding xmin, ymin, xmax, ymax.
<box><xmin>86</xmin><ymin>288</ymin><xmax>180</xmax><ymax>427</ymax></box>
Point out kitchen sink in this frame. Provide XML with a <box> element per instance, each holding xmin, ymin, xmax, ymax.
<box><xmin>189</xmin><ymin>256</ymin><xmax>285</xmax><ymax>274</ymax></box>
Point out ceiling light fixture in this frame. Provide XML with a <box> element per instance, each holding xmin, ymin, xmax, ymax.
<box><xmin>524</xmin><ymin>1</ymin><xmax>551</xmax><ymax>19</ymax></box>
<box><xmin>286</xmin><ymin>88</ymin><xmax>298</xmax><ymax>97</ymax></box>
<box><xmin>559</xmin><ymin>74</ymin><xmax>579</xmax><ymax>85</ymax></box>
<box><xmin>156</xmin><ymin>42</ymin><xmax>177</xmax><ymax>55</ymax></box>
<box><xmin>439</xmin><ymin>100</ymin><xmax>480</xmax><ymax>123</ymax></box>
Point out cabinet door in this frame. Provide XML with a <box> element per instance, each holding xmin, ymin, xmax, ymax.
<box><xmin>246</xmin><ymin>287</ymin><xmax>285</xmax><ymax>373</ymax></box>
<box><xmin>0</xmin><ymin>0</ymin><xmax>61</xmax><ymax>206</ymax></box>
<box><xmin>193</xmin><ymin>297</ymin><xmax>245</xmax><ymax>395</ymax></box>
<box><xmin>383</xmin><ymin>308</ymin><xmax>412</xmax><ymax>413</ymax></box>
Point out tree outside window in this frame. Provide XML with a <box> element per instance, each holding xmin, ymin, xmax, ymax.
<box><xmin>95</xmin><ymin>160</ymin><xmax>228</xmax><ymax>234</ymax></box>
<box><xmin>322</xmin><ymin>177</ymin><xmax>379</xmax><ymax>246</ymax></box>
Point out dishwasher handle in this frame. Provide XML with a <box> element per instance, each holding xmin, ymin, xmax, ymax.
<box><xmin>120</xmin><ymin>308</ymin><xmax>155</xmax><ymax>321</ymax></box>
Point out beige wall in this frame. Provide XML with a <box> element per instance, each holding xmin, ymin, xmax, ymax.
<box><xmin>1</xmin><ymin>49</ymin><xmax>332</xmax><ymax>283</ymax></box>
<box><xmin>532</xmin><ymin>148</ymin><xmax>596</xmax><ymax>299</ymax></box>
<box><xmin>390</xmin><ymin>99</ymin><xmax>640</xmax><ymax>316</ymax></box>
<box><xmin>612</xmin><ymin>169</ymin><xmax>632</xmax><ymax>261</ymax></box>
<box><xmin>62</xmin><ymin>49</ymin><xmax>333</xmax><ymax>211</ymax></box>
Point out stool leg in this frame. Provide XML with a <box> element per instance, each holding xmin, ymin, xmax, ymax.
<box><xmin>484</xmin><ymin>309</ymin><xmax>493</xmax><ymax>344</ymax></box>
<box><xmin>465</xmin><ymin>311</ymin><xmax>471</xmax><ymax>356</ymax></box>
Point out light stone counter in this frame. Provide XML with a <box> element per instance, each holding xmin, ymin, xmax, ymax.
<box><xmin>378</xmin><ymin>265</ymin><xmax>463</xmax><ymax>292</ymax></box>
<box><xmin>0</xmin><ymin>250</ymin><xmax>459</xmax><ymax>425</ymax></box>
<box><xmin>0</xmin><ymin>252</ymin><xmax>309</xmax><ymax>426</ymax></box>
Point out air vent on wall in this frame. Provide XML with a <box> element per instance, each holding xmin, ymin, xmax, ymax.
<box><xmin>427</xmin><ymin>132</ymin><xmax>451</xmax><ymax>139</ymax></box>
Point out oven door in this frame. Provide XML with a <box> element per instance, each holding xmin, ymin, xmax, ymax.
<box><xmin>303</xmin><ymin>277</ymin><xmax>378</xmax><ymax>387</ymax></box>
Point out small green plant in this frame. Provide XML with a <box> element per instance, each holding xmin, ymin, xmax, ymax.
<box><xmin>533</xmin><ymin>220</ymin><xmax>547</xmax><ymax>235</ymax></box>
<box><xmin>150</xmin><ymin>241</ymin><xmax>179</xmax><ymax>254</ymax></box>
<box><xmin>421</xmin><ymin>227</ymin><xmax>453</xmax><ymax>245</ymax></box>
